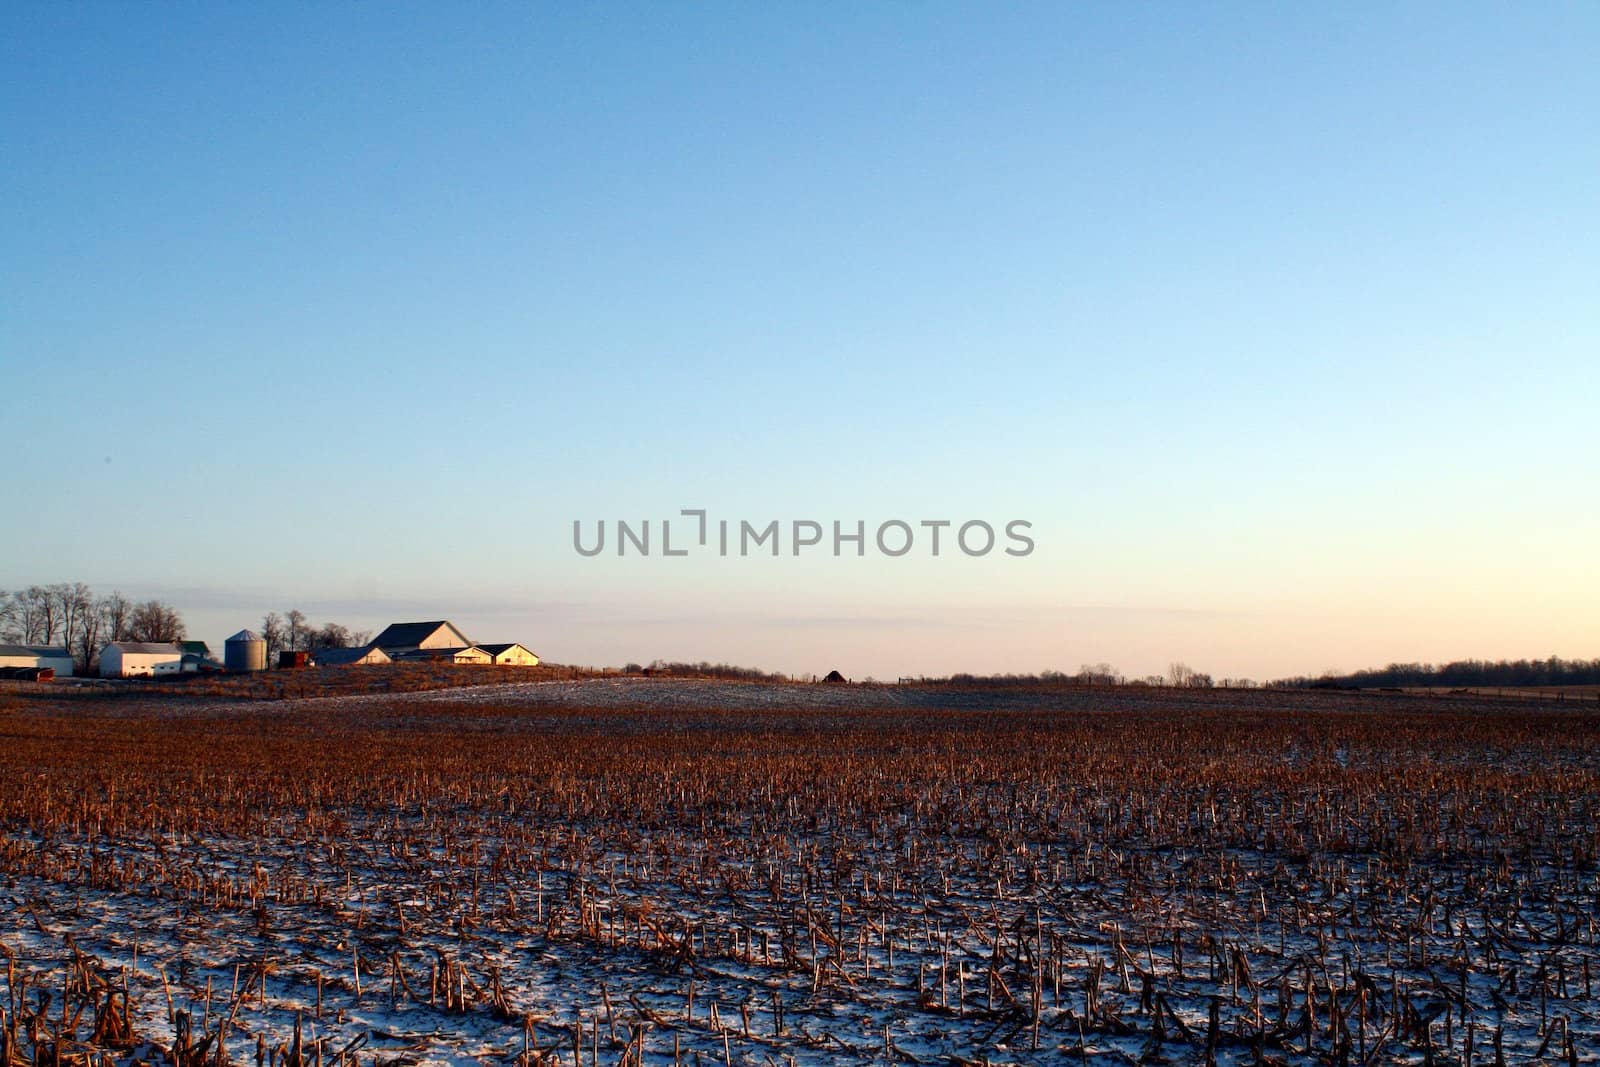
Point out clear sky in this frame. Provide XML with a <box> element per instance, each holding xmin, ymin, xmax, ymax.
<box><xmin>3</xmin><ymin>3</ymin><xmax>1596</xmax><ymax>680</ymax></box>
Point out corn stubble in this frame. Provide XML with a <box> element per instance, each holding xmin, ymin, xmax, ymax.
<box><xmin>0</xmin><ymin>693</ymin><xmax>1595</xmax><ymax>1065</ymax></box>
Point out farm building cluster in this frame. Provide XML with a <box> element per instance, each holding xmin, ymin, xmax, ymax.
<box><xmin>1</xmin><ymin>620</ymin><xmax>538</xmax><ymax>680</ymax></box>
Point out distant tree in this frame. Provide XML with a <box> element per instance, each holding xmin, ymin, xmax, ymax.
<box><xmin>127</xmin><ymin>600</ymin><xmax>185</xmax><ymax>643</ymax></box>
<box><xmin>310</xmin><ymin>622</ymin><xmax>353</xmax><ymax>649</ymax></box>
<box><xmin>15</xmin><ymin>586</ymin><xmax>50</xmax><ymax>644</ymax></box>
<box><xmin>31</xmin><ymin>586</ymin><xmax>62</xmax><ymax>645</ymax></box>
<box><xmin>101</xmin><ymin>591</ymin><xmax>132</xmax><ymax>642</ymax></box>
<box><xmin>52</xmin><ymin>583</ymin><xmax>94</xmax><ymax>656</ymax></box>
<box><xmin>0</xmin><ymin>591</ymin><xmax>15</xmax><ymax>643</ymax></box>
<box><xmin>261</xmin><ymin>613</ymin><xmax>286</xmax><ymax>659</ymax></box>
<box><xmin>285</xmin><ymin>609</ymin><xmax>309</xmax><ymax>652</ymax></box>
<box><xmin>1167</xmin><ymin>662</ymin><xmax>1195</xmax><ymax>687</ymax></box>
<box><xmin>1077</xmin><ymin>662</ymin><xmax>1120</xmax><ymax>685</ymax></box>
<box><xmin>76</xmin><ymin>598</ymin><xmax>105</xmax><ymax>672</ymax></box>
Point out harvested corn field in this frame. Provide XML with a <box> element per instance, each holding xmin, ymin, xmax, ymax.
<box><xmin>0</xmin><ymin>683</ymin><xmax>1596</xmax><ymax>1065</ymax></box>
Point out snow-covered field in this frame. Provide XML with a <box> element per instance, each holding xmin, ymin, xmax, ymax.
<box><xmin>1</xmin><ymin>681</ymin><xmax>1596</xmax><ymax>1065</ymax></box>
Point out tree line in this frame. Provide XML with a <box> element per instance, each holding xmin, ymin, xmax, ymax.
<box><xmin>259</xmin><ymin>610</ymin><xmax>371</xmax><ymax>659</ymax></box>
<box><xmin>1277</xmin><ymin>655</ymin><xmax>1600</xmax><ymax>690</ymax></box>
<box><xmin>1</xmin><ymin>584</ymin><xmax>375</xmax><ymax>673</ymax></box>
<box><xmin>0</xmin><ymin>584</ymin><xmax>185</xmax><ymax>670</ymax></box>
<box><xmin>619</xmin><ymin>659</ymin><xmax>789</xmax><ymax>682</ymax></box>
<box><xmin>899</xmin><ymin>663</ymin><xmax>1240</xmax><ymax>688</ymax></box>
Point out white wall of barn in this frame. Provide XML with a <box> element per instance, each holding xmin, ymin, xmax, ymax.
<box><xmin>99</xmin><ymin>648</ymin><xmax>184</xmax><ymax>678</ymax></box>
<box><xmin>0</xmin><ymin>649</ymin><xmax>75</xmax><ymax>676</ymax></box>
<box><xmin>420</xmin><ymin>624</ymin><xmax>472</xmax><ymax>649</ymax></box>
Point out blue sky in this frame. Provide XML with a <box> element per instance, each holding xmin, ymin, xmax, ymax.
<box><xmin>3</xmin><ymin>3</ymin><xmax>1596</xmax><ymax>679</ymax></box>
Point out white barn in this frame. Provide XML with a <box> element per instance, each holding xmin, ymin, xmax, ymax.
<box><xmin>0</xmin><ymin>645</ymin><xmax>76</xmax><ymax>677</ymax></box>
<box><xmin>371</xmin><ymin>620</ymin><xmax>473</xmax><ymax>655</ymax></box>
<box><xmin>100</xmin><ymin>642</ymin><xmax>184</xmax><ymax>678</ymax></box>
<box><xmin>478</xmin><ymin>642</ymin><xmax>540</xmax><ymax>667</ymax></box>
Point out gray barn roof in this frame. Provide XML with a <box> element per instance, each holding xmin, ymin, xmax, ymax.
<box><xmin>311</xmin><ymin>645</ymin><xmax>388</xmax><ymax>666</ymax></box>
<box><xmin>105</xmin><ymin>642</ymin><xmax>184</xmax><ymax>655</ymax></box>
<box><xmin>372</xmin><ymin>620</ymin><xmax>469</xmax><ymax>649</ymax></box>
<box><xmin>0</xmin><ymin>645</ymin><xmax>73</xmax><ymax>658</ymax></box>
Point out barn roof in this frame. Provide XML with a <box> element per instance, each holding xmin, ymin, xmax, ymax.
<box><xmin>311</xmin><ymin>644</ymin><xmax>389</xmax><ymax>666</ymax></box>
<box><xmin>372</xmin><ymin>620</ymin><xmax>469</xmax><ymax>649</ymax></box>
<box><xmin>0</xmin><ymin>645</ymin><xmax>73</xmax><ymax>657</ymax></box>
<box><xmin>105</xmin><ymin>642</ymin><xmax>183</xmax><ymax>655</ymax></box>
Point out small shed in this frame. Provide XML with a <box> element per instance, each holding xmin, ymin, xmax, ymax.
<box><xmin>821</xmin><ymin>669</ymin><xmax>847</xmax><ymax>684</ymax></box>
<box><xmin>278</xmin><ymin>650</ymin><xmax>310</xmax><ymax>670</ymax></box>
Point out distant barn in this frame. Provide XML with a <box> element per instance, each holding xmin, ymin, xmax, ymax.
<box><xmin>0</xmin><ymin>645</ymin><xmax>75</xmax><ymax>677</ymax></box>
<box><xmin>821</xmin><ymin>669</ymin><xmax>847</xmax><ymax>684</ymax></box>
<box><xmin>372</xmin><ymin>620</ymin><xmax>473</xmax><ymax>656</ymax></box>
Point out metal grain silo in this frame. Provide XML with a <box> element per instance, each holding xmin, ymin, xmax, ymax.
<box><xmin>224</xmin><ymin>629</ymin><xmax>267</xmax><ymax>673</ymax></box>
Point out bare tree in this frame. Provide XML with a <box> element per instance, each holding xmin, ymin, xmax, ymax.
<box><xmin>76</xmin><ymin>600</ymin><xmax>105</xmax><ymax>673</ymax></box>
<box><xmin>285</xmin><ymin>609</ymin><xmax>309</xmax><ymax>652</ymax></box>
<box><xmin>101</xmin><ymin>591</ymin><xmax>132</xmax><ymax>642</ymax></box>
<box><xmin>261</xmin><ymin>612</ymin><xmax>286</xmax><ymax>660</ymax></box>
<box><xmin>53</xmin><ymin>582</ymin><xmax>94</xmax><ymax>655</ymax></box>
<box><xmin>1166</xmin><ymin>662</ymin><xmax>1195</xmax><ymax>687</ymax></box>
<box><xmin>1076</xmin><ymin>662</ymin><xmax>1120</xmax><ymax>685</ymax></box>
<box><xmin>17</xmin><ymin>586</ymin><xmax>51</xmax><ymax>644</ymax></box>
<box><xmin>0</xmin><ymin>591</ymin><xmax>15</xmax><ymax>643</ymax></box>
<box><xmin>127</xmin><ymin>600</ymin><xmax>186</xmax><ymax>643</ymax></box>
<box><xmin>310</xmin><ymin>622</ymin><xmax>353</xmax><ymax>649</ymax></box>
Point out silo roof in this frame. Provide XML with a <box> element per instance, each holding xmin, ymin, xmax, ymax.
<box><xmin>226</xmin><ymin>629</ymin><xmax>264</xmax><ymax>643</ymax></box>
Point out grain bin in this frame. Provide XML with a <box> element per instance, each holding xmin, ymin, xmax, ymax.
<box><xmin>224</xmin><ymin>629</ymin><xmax>267</xmax><ymax>673</ymax></box>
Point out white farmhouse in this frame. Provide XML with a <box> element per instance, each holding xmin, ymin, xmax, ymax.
<box><xmin>0</xmin><ymin>645</ymin><xmax>76</xmax><ymax>677</ymax></box>
<box><xmin>100</xmin><ymin>642</ymin><xmax>185</xmax><ymax>678</ymax></box>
